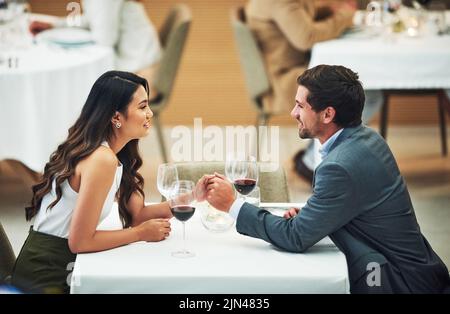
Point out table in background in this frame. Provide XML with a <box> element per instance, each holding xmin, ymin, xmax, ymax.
<box><xmin>0</xmin><ymin>16</ymin><xmax>114</xmax><ymax>172</ymax></box>
<box><xmin>309</xmin><ymin>13</ymin><xmax>450</xmax><ymax>162</ymax></box>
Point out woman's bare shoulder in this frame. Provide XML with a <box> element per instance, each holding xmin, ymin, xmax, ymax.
<box><xmin>78</xmin><ymin>145</ymin><xmax>118</xmax><ymax>173</ymax></box>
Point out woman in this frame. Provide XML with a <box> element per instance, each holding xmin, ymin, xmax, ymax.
<box><xmin>11</xmin><ymin>71</ymin><xmax>204</xmax><ymax>294</ymax></box>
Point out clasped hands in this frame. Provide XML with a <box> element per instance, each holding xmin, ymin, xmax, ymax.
<box><xmin>194</xmin><ymin>173</ymin><xmax>300</xmax><ymax>219</ymax></box>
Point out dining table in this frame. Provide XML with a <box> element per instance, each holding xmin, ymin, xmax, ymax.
<box><xmin>70</xmin><ymin>202</ymin><xmax>349</xmax><ymax>294</ymax></box>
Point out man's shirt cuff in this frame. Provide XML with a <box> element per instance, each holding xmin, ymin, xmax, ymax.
<box><xmin>229</xmin><ymin>198</ymin><xmax>245</xmax><ymax>219</ymax></box>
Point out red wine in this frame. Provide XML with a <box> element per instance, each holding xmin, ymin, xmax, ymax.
<box><xmin>171</xmin><ymin>205</ymin><xmax>195</xmax><ymax>222</ymax></box>
<box><xmin>233</xmin><ymin>178</ymin><xmax>256</xmax><ymax>195</ymax></box>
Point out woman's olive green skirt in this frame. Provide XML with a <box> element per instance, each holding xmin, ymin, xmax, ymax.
<box><xmin>11</xmin><ymin>227</ymin><xmax>76</xmax><ymax>294</ymax></box>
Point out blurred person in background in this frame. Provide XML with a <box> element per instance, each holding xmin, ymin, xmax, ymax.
<box><xmin>29</xmin><ymin>0</ymin><xmax>161</xmax><ymax>99</ymax></box>
<box><xmin>246</xmin><ymin>0</ymin><xmax>383</xmax><ymax>182</ymax></box>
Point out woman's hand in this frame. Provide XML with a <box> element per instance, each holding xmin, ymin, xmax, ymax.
<box><xmin>194</xmin><ymin>174</ymin><xmax>215</xmax><ymax>202</ymax></box>
<box><xmin>206</xmin><ymin>173</ymin><xmax>236</xmax><ymax>212</ymax></box>
<box><xmin>135</xmin><ymin>218</ymin><xmax>171</xmax><ymax>242</ymax></box>
<box><xmin>29</xmin><ymin>21</ymin><xmax>53</xmax><ymax>36</ymax></box>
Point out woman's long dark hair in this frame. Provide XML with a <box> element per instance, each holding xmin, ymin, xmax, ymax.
<box><xmin>26</xmin><ymin>71</ymin><xmax>149</xmax><ymax>228</ymax></box>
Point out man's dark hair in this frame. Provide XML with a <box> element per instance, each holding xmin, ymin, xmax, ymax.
<box><xmin>297</xmin><ymin>65</ymin><xmax>365</xmax><ymax>128</ymax></box>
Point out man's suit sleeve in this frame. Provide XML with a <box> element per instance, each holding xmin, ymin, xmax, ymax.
<box><xmin>271</xmin><ymin>0</ymin><xmax>353</xmax><ymax>51</ymax></box>
<box><xmin>236</xmin><ymin>161</ymin><xmax>361</xmax><ymax>252</ymax></box>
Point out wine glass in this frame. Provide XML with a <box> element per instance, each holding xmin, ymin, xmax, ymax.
<box><xmin>230</xmin><ymin>156</ymin><xmax>258</xmax><ymax>201</ymax></box>
<box><xmin>169</xmin><ymin>180</ymin><xmax>196</xmax><ymax>258</ymax></box>
<box><xmin>225</xmin><ymin>152</ymin><xmax>236</xmax><ymax>182</ymax></box>
<box><xmin>157</xmin><ymin>163</ymin><xmax>179</xmax><ymax>200</ymax></box>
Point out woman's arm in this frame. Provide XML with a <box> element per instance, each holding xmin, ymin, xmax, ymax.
<box><xmin>68</xmin><ymin>147</ymin><xmax>170</xmax><ymax>253</ymax></box>
<box><xmin>127</xmin><ymin>191</ymin><xmax>172</xmax><ymax>227</ymax></box>
<box><xmin>126</xmin><ymin>174</ymin><xmax>214</xmax><ymax>226</ymax></box>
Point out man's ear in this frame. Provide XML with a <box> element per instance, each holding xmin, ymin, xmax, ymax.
<box><xmin>322</xmin><ymin>106</ymin><xmax>336</xmax><ymax>124</ymax></box>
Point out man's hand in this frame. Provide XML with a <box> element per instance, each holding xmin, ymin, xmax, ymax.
<box><xmin>135</xmin><ymin>218</ymin><xmax>171</xmax><ymax>242</ymax></box>
<box><xmin>206</xmin><ymin>173</ymin><xmax>236</xmax><ymax>212</ymax></box>
<box><xmin>283</xmin><ymin>207</ymin><xmax>300</xmax><ymax>219</ymax></box>
<box><xmin>194</xmin><ymin>174</ymin><xmax>215</xmax><ymax>202</ymax></box>
<box><xmin>29</xmin><ymin>20</ymin><xmax>54</xmax><ymax>36</ymax></box>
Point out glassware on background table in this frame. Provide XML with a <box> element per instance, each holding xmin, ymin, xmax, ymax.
<box><xmin>169</xmin><ymin>180</ymin><xmax>196</xmax><ymax>258</ymax></box>
<box><xmin>404</xmin><ymin>9</ymin><xmax>424</xmax><ymax>37</ymax></box>
<box><xmin>157</xmin><ymin>163</ymin><xmax>179</xmax><ymax>200</ymax></box>
<box><xmin>426</xmin><ymin>1</ymin><xmax>447</xmax><ymax>35</ymax></box>
<box><xmin>0</xmin><ymin>0</ymin><xmax>31</xmax><ymax>67</ymax></box>
<box><xmin>365</xmin><ymin>1</ymin><xmax>384</xmax><ymax>31</ymax></box>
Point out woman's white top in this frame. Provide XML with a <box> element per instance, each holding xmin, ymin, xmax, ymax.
<box><xmin>33</xmin><ymin>142</ymin><xmax>123</xmax><ymax>238</ymax></box>
<box><xmin>56</xmin><ymin>0</ymin><xmax>161</xmax><ymax>72</ymax></box>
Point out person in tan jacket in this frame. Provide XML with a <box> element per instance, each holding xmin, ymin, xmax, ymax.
<box><xmin>246</xmin><ymin>0</ymin><xmax>355</xmax><ymax>114</ymax></box>
<box><xmin>246</xmin><ymin>0</ymin><xmax>383</xmax><ymax>181</ymax></box>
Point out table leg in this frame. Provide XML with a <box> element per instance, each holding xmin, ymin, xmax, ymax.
<box><xmin>379</xmin><ymin>91</ymin><xmax>389</xmax><ymax>139</ymax></box>
<box><xmin>438</xmin><ymin>90</ymin><xmax>449</xmax><ymax>156</ymax></box>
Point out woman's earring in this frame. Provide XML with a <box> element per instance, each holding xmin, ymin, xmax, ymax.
<box><xmin>115</xmin><ymin>122</ymin><xmax>121</xmax><ymax>129</ymax></box>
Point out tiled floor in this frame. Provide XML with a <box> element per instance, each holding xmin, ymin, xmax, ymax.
<box><xmin>1</xmin><ymin>125</ymin><xmax>449</xmax><ymax>268</ymax></box>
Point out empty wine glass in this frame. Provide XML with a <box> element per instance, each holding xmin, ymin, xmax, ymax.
<box><xmin>157</xmin><ymin>163</ymin><xmax>179</xmax><ymax>200</ymax></box>
<box><xmin>169</xmin><ymin>180</ymin><xmax>196</xmax><ymax>258</ymax></box>
<box><xmin>225</xmin><ymin>152</ymin><xmax>236</xmax><ymax>182</ymax></box>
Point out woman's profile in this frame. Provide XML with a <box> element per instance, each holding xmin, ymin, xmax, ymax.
<box><xmin>11</xmin><ymin>71</ymin><xmax>204</xmax><ymax>294</ymax></box>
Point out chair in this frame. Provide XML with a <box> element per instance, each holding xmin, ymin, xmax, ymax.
<box><xmin>150</xmin><ymin>4</ymin><xmax>192</xmax><ymax>163</ymax></box>
<box><xmin>174</xmin><ymin>161</ymin><xmax>290</xmax><ymax>202</ymax></box>
<box><xmin>230</xmin><ymin>6</ymin><xmax>273</xmax><ymax>157</ymax></box>
<box><xmin>0</xmin><ymin>222</ymin><xmax>16</xmax><ymax>285</ymax></box>
<box><xmin>379</xmin><ymin>90</ymin><xmax>449</xmax><ymax>156</ymax></box>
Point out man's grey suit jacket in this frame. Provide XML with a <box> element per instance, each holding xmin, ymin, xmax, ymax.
<box><xmin>236</xmin><ymin>125</ymin><xmax>449</xmax><ymax>293</ymax></box>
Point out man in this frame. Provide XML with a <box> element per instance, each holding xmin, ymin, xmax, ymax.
<box><xmin>246</xmin><ymin>0</ymin><xmax>383</xmax><ymax>182</ymax></box>
<box><xmin>204</xmin><ymin>65</ymin><xmax>450</xmax><ymax>293</ymax></box>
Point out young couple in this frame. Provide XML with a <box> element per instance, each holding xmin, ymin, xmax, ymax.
<box><xmin>12</xmin><ymin>67</ymin><xmax>449</xmax><ymax>294</ymax></box>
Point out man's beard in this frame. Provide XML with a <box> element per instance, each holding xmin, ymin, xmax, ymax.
<box><xmin>299</xmin><ymin>128</ymin><xmax>313</xmax><ymax>139</ymax></box>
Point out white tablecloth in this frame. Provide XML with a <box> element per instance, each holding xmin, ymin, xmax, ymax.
<box><xmin>0</xmin><ymin>41</ymin><xmax>114</xmax><ymax>172</ymax></box>
<box><xmin>309</xmin><ymin>15</ymin><xmax>450</xmax><ymax>90</ymax></box>
<box><xmin>71</xmin><ymin>203</ymin><xmax>349</xmax><ymax>294</ymax></box>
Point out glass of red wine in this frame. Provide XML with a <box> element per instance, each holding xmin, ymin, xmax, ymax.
<box><xmin>169</xmin><ymin>180</ymin><xmax>196</xmax><ymax>258</ymax></box>
<box><xmin>230</xmin><ymin>156</ymin><xmax>259</xmax><ymax>201</ymax></box>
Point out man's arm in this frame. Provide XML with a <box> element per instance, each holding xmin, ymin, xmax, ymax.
<box><xmin>236</xmin><ymin>162</ymin><xmax>361</xmax><ymax>252</ymax></box>
<box><xmin>271</xmin><ymin>0</ymin><xmax>355</xmax><ymax>51</ymax></box>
